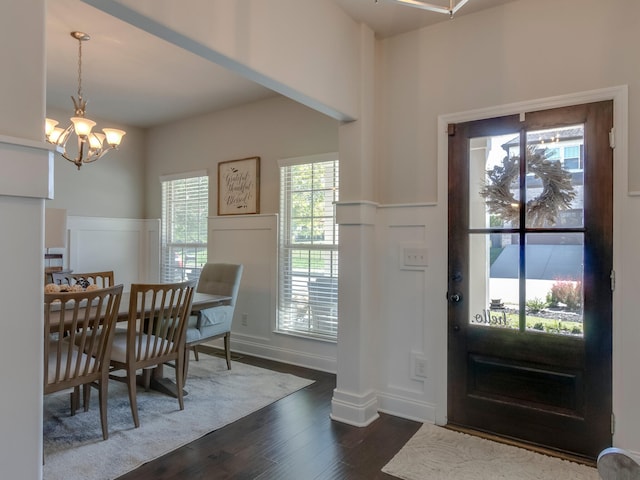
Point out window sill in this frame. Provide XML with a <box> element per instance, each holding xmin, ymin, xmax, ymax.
<box><xmin>273</xmin><ymin>329</ymin><xmax>337</xmax><ymax>344</ymax></box>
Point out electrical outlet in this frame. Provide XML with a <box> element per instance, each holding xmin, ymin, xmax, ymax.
<box><xmin>414</xmin><ymin>358</ymin><xmax>428</xmax><ymax>378</ymax></box>
<box><xmin>411</xmin><ymin>354</ymin><xmax>428</xmax><ymax>380</ymax></box>
<box><xmin>241</xmin><ymin>313</ymin><xmax>248</xmax><ymax>326</ymax></box>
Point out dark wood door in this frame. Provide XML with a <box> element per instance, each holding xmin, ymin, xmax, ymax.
<box><xmin>447</xmin><ymin>101</ymin><xmax>613</xmax><ymax>460</ymax></box>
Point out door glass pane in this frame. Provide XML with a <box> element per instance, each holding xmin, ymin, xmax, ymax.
<box><xmin>470</xmin><ymin>135</ymin><xmax>521</xmax><ymax>229</ymax></box>
<box><xmin>468</xmin><ymin>233</ymin><xmax>519</xmax><ymax>330</ymax></box>
<box><xmin>525</xmin><ymin>126</ymin><xmax>584</xmax><ymax>228</ymax></box>
<box><xmin>525</xmin><ymin>233</ymin><xmax>584</xmax><ymax>337</ymax></box>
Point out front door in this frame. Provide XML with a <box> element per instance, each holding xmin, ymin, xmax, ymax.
<box><xmin>447</xmin><ymin>101</ymin><xmax>613</xmax><ymax>460</ymax></box>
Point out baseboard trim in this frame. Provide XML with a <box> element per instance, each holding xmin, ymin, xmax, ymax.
<box><xmin>215</xmin><ymin>337</ymin><xmax>337</xmax><ymax>373</ymax></box>
<box><xmin>376</xmin><ymin>391</ymin><xmax>436</xmax><ymax>423</ymax></box>
<box><xmin>330</xmin><ymin>388</ymin><xmax>380</xmax><ymax>427</ymax></box>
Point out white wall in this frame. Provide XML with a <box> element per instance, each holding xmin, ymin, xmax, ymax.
<box><xmin>86</xmin><ymin>0</ymin><xmax>361</xmax><ymax>121</ymax></box>
<box><xmin>377</xmin><ymin>0</ymin><xmax>640</xmax><ymax>203</ymax></box>
<box><xmin>145</xmin><ymin>96</ymin><xmax>338</xmax><ymax>219</ymax></box>
<box><xmin>376</xmin><ymin>0</ymin><xmax>640</xmax><ymax>455</ymax></box>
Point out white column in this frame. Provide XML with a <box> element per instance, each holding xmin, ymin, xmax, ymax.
<box><xmin>330</xmin><ymin>25</ymin><xmax>380</xmax><ymax>426</ymax></box>
<box><xmin>0</xmin><ymin>1</ymin><xmax>53</xmax><ymax>478</ymax></box>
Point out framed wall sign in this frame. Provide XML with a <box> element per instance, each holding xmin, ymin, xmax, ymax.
<box><xmin>217</xmin><ymin>156</ymin><xmax>260</xmax><ymax>215</ymax></box>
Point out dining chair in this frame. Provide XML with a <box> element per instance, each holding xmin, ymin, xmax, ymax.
<box><xmin>44</xmin><ymin>284</ymin><xmax>123</xmax><ymax>441</ymax></box>
<box><xmin>184</xmin><ymin>263</ymin><xmax>243</xmax><ymax>375</ymax></box>
<box><xmin>52</xmin><ymin>270</ymin><xmax>115</xmax><ymax>289</ymax></box>
<box><xmin>50</xmin><ymin>270</ymin><xmax>117</xmax><ymax>406</ymax></box>
<box><xmin>109</xmin><ymin>280</ymin><xmax>195</xmax><ymax>428</ymax></box>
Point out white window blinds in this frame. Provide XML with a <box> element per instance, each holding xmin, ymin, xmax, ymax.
<box><xmin>161</xmin><ymin>172</ymin><xmax>208</xmax><ymax>283</ymax></box>
<box><xmin>278</xmin><ymin>155</ymin><xmax>339</xmax><ymax>339</ymax></box>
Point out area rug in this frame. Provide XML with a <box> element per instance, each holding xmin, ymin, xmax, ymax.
<box><xmin>382</xmin><ymin>423</ymin><xmax>599</xmax><ymax>480</ymax></box>
<box><xmin>43</xmin><ymin>356</ymin><xmax>314</xmax><ymax>480</ymax></box>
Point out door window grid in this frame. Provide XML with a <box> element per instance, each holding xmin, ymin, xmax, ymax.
<box><xmin>470</xmin><ymin>126</ymin><xmax>585</xmax><ymax>336</ymax></box>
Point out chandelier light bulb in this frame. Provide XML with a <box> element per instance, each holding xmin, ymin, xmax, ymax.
<box><xmin>89</xmin><ymin>132</ymin><xmax>105</xmax><ymax>150</ymax></box>
<box><xmin>45</xmin><ymin>118</ymin><xmax>58</xmax><ymax>137</ymax></box>
<box><xmin>102</xmin><ymin>128</ymin><xmax>126</xmax><ymax>147</ymax></box>
<box><xmin>49</xmin><ymin>127</ymin><xmax>64</xmax><ymax>144</ymax></box>
<box><xmin>71</xmin><ymin>117</ymin><xmax>96</xmax><ymax>137</ymax></box>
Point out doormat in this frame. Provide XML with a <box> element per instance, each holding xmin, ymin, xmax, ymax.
<box><xmin>382</xmin><ymin>423</ymin><xmax>599</xmax><ymax>480</ymax></box>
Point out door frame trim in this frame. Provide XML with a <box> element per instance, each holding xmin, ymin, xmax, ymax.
<box><xmin>434</xmin><ymin>85</ymin><xmax>628</xmax><ymax>429</ymax></box>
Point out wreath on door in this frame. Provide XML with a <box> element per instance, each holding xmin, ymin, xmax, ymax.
<box><xmin>480</xmin><ymin>148</ymin><xmax>576</xmax><ymax>227</ymax></box>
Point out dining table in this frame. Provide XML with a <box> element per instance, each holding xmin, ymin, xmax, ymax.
<box><xmin>47</xmin><ymin>289</ymin><xmax>232</xmax><ymax>398</ymax></box>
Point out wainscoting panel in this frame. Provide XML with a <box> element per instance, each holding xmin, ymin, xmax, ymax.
<box><xmin>208</xmin><ymin>214</ymin><xmax>278</xmax><ymax>339</ymax></box>
<box><xmin>375</xmin><ymin>204</ymin><xmax>447</xmax><ymax>424</ymax></box>
<box><xmin>67</xmin><ymin>216</ymin><xmax>160</xmax><ymax>291</ymax></box>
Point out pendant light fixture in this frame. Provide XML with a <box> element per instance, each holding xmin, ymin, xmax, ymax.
<box><xmin>45</xmin><ymin>31</ymin><xmax>125</xmax><ymax>170</ymax></box>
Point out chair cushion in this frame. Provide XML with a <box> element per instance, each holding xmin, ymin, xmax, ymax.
<box><xmin>46</xmin><ymin>340</ymin><xmax>96</xmax><ymax>384</ymax></box>
<box><xmin>198</xmin><ymin>305</ymin><xmax>233</xmax><ymax>329</ymax></box>
<box><xmin>110</xmin><ymin>331</ymin><xmax>175</xmax><ymax>363</ymax></box>
<box><xmin>185</xmin><ymin>326</ymin><xmax>203</xmax><ymax>343</ymax></box>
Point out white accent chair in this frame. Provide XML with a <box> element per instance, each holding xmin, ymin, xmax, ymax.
<box><xmin>185</xmin><ymin>263</ymin><xmax>243</xmax><ymax>374</ymax></box>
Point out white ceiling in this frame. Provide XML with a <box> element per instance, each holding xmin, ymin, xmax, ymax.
<box><xmin>46</xmin><ymin>0</ymin><xmax>515</xmax><ymax>128</ymax></box>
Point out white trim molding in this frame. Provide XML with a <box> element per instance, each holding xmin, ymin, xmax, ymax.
<box><xmin>330</xmin><ymin>388</ymin><xmax>380</xmax><ymax>427</ymax></box>
<box><xmin>0</xmin><ymin>135</ymin><xmax>54</xmax><ymax>199</ymax></box>
<box><xmin>335</xmin><ymin>200</ymin><xmax>378</xmax><ymax>225</ymax></box>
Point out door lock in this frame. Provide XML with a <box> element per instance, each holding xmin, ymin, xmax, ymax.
<box><xmin>449</xmin><ymin>293</ymin><xmax>462</xmax><ymax>303</ymax></box>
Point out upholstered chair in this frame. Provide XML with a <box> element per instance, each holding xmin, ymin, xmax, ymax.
<box><xmin>185</xmin><ymin>263</ymin><xmax>243</xmax><ymax>374</ymax></box>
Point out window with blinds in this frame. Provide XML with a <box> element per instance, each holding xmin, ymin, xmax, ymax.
<box><xmin>278</xmin><ymin>154</ymin><xmax>339</xmax><ymax>339</ymax></box>
<box><xmin>160</xmin><ymin>172</ymin><xmax>208</xmax><ymax>284</ymax></box>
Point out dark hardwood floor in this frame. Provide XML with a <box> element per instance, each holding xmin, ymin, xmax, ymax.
<box><xmin>117</xmin><ymin>350</ymin><xmax>421</xmax><ymax>480</ymax></box>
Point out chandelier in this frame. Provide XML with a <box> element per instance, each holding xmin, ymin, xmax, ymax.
<box><xmin>45</xmin><ymin>32</ymin><xmax>125</xmax><ymax>170</ymax></box>
<box><xmin>386</xmin><ymin>0</ymin><xmax>470</xmax><ymax>18</ymax></box>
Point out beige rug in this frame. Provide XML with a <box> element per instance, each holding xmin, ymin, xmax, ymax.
<box><xmin>43</xmin><ymin>356</ymin><xmax>314</xmax><ymax>480</ymax></box>
<box><xmin>382</xmin><ymin>423</ymin><xmax>600</xmax><ymax>480</ymax></box>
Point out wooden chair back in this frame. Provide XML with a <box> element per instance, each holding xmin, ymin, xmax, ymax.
<box><xmin>126</xmin><ymin>281</ymin><xmax>195</xmax><ymax>367</ymax></box>
<box><xmin>52</xmin><ymin>270</ymin><xmax>115</xmax><ymax>289</ymax></box>
<box><xmin>43</xmin><ymin>284</ymin><xmax>123</xmax><ymax>440</ymax></box>
<box><xmin>109</xmin><ymin>280</ymin><xmax>195</xmax><ymax>428</ymax></box>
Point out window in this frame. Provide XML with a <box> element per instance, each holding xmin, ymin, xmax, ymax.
<box><xmin>563</xmin><ymin>145</ymin><xmax>582</xmax><ymax>169</ymax></box>
<box><xmin>278</xmin><ymin>154</ymin><xmax>339</xmax><ymax>339</ymax></box>
<box><xmin>160</xmin><ymin>171</ymin><xmax>208</xmax><ymax>283</ymax></box>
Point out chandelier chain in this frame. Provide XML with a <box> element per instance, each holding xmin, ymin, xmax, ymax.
<box><xmin>77</xmin><ymin>36</ymin><xmax>83</xmax><ymax>102</ymax></box>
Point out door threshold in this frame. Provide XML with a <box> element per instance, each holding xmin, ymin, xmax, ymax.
<box><xmin>444</xmin><ymin>424</ymin><xmax>596</xmax><ymax>468</ymax></box>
